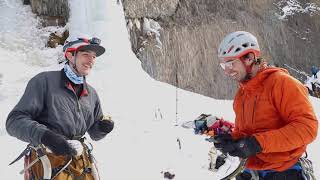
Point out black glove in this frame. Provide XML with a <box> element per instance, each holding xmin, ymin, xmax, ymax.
<box><xmin>41</xmin><ymin>130</ymin><xmax>76</xmax><ymax>156</ymax></box>
<box><xmin>213</xmin><ymin>133</ymin><xmax>234</xmax><ymax>153</ymax></box>
<box><xmin>226</xmin><ymin>137</ymin><xmax>262</xmax><ymax>159</ymax></box>
<box><xmin>98</xmin><ymin>119</ymin><xmax>114</xmax><ymax>134</ymax></box>
<box><xmin>236</xmin><ymin>171</ymin><xmax>253</xmax><ymax>180</ymax></box>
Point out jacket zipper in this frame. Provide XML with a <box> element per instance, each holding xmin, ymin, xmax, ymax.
<box><xmin>74</xmin><ymin>94</ymin><xmax>81</xmax><ymax>112</ymax></box>
<box><xmin>252</xmin><ymin>96</ymin><xmax>257</xmax><ymax>125</ymax></box>
<box><xmin>67</xmin><ymin>85</ymin><xmax>81</xmax><ymax>112</ymax></box>
<box><xmin>242</xmin><ymin>95</ymin><xmax>245</xmax><ymax>126</ymax></box>
<box><xmin>65</xmin><ymin>84</ymin><xmax>86</xmax><ymax>138</ymax></box>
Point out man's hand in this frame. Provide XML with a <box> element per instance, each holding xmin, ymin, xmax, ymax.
<box><xmin>214</xmin><ymin>135</ymin><xmax>262</xmax><ymax>159</ymax></box>
<box><xmin>98</xmin><ymin>115</ymin><xmax>114</xmax><ymax>134</ymax></box>
<box><xmin>213</xmin><ymin>133</ymin><xmax>234</xmax><ymax>153</ymax></box>
<box><xmin>41</xmin><ymin>130</ymin><xmax>76</xmax><ymax>156</ymax></box>
<box><xmin>228</xmin><ymin>137</ymin><xmax>262</xmax><ymax>158</ymax></box>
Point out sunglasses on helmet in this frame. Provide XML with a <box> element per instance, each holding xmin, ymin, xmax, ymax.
<box><xmin>78</xmin><ymin>37</ymin><xmax>101</xmax><ymax>45</ymax></box>
<box><xmin>63</xmin><ymin>37</ymin><xmax>101</xmax><ymax>52</ymax></box>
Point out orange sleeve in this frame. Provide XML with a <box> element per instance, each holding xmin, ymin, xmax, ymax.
<box><xmin>254</xmin><ymin>73</ymin><xmax>318</xmax><ymax>153</ymax></box>
<box><xmin>231</xmin><ymin>127</ymin><xmax>245</xmax><ymax>140</ymax></box>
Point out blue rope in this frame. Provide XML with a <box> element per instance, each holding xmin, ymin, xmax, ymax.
<box><xmin>244</xmin><ymin>163</ymin><xmax>302</xmax><ymax>178</ymax></box>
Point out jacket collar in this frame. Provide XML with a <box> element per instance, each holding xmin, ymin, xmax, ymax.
<box><xmin>60</xmin><ymin>69</ymin><xmax>89</xmax><ymax>97</ymax></box>
<box><xmin>239</xmin><ymin>64</ymin><xmax>288</xmax><ymax>94</ymax></box>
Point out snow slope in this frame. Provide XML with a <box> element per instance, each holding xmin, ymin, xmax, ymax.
<box><xmin>0</xmin><ymin>0</ymin><xmax>319</xmax><ymax>179</ymax></box>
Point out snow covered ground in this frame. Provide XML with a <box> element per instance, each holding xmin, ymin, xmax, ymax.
<box><xmin>0</xmin><ymin>0</ymin><xmax>319</xmax><ymax>179</ymax></box>
<box><xmin>275</xmin><ymin>0</ymin><xmax>320</xmax><ymax>20</ymax></box>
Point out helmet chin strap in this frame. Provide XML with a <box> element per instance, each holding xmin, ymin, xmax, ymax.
<box><xmin>240</xmin><ymin>58</ymin><xmax>256</xmax><ymax>82</ymax></box>
<box><xmin>71</xmin><ymin>52</ymin><xmax>83</xmax><ymax>77</ymax></box>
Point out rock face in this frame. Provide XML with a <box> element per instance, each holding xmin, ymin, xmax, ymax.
<box><xmin>123</xmin><ymin>0</ymin><xmax>320</xmax><ymax>99</ymax></box>
<box><xmin>47</xmin><ymin>30</ymin><xmax>69</xmax><ymax>48</ymax></box>
<box><xmin>123</xmin><ymin>0</ymin><xmax>179</xmax><ymax>18</ymax></box>
<box><xmin>29</xmin><ymin>0</ymin><xmax>69</xmax><ymax>26</ymax></box>
<box><xmin>22</xmin><ymin>0</ymin><xmax>69</xmax><ymax>47</ymax></box>
<box><xmin>25</xmin><ymin>0</ymin><xmax>320</xmax><ymax>99</ymax></box>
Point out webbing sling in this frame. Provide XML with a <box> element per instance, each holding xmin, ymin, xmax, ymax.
<box><xmin>243</xmin><ymin>163</ymin><xmax>302</xmax><ymax>179</ymax></box>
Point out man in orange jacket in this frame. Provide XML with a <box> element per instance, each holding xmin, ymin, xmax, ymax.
<box><xmin>213</xmin><ymin>31</ymin><xmax>318</xmax><ymax>180</ymax></box>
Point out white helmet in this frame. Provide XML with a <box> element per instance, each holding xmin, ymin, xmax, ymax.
<box><xmin>218</xmin><ymin>31</ymin><xmax>260</xmax><ymax>59</ymax></box>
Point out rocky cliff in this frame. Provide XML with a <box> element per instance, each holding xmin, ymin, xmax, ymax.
<box><xmin>23</xmin><ymin>0</ymin><xmax>69</xmax><ymax>47</ymax></box>
<box><xmin>26</xmin><ymin>0</ymin><xmax>320</xmax><ymax>99</ymax></box>
<box><xmin>123</xmin><ymin>0</ymin><xmax>320</xmax><ymax>99</ymax></box>
<box><xmin>25</xmin><ymin>0</ymin><xmax>69</xmax><ymax>26</ymax></box>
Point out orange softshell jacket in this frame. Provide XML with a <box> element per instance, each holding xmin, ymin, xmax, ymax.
<box><xmin>232</xmin><ymin>67</ymin><xmax>318</xmax><ymax>171</ymax></box>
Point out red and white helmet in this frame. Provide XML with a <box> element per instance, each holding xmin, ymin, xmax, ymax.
<box><xmin>63</xmin><ymin>36</ymin><xmax>105</xmax><ymax>58</ymax></box>
<box><xmin>218</xmin><ymin>31</ymin><xmax>260</xmax><ymax>59</ymax></box>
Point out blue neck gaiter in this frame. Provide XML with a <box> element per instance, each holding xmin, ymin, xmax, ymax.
<box><xmin>64</xmin><ymin>64</ymin><xmax>84</xmax><ymax>84</ymax></box>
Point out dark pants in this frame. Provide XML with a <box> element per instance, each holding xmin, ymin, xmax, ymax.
<box><xmin>236</xmin><ymin>169</ymin><xmax>304</xmax><ymax>180</ymax></box>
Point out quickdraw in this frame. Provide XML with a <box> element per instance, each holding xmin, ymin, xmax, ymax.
<box><xmin>83</xmin><ymin>140</ymin><xmax>100</xmax><ymax>180</ymax></box>
<box><xmin>299</xmin><ymin>157</ymin><xmax>316</xmax><ymax>180</ymax></box>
